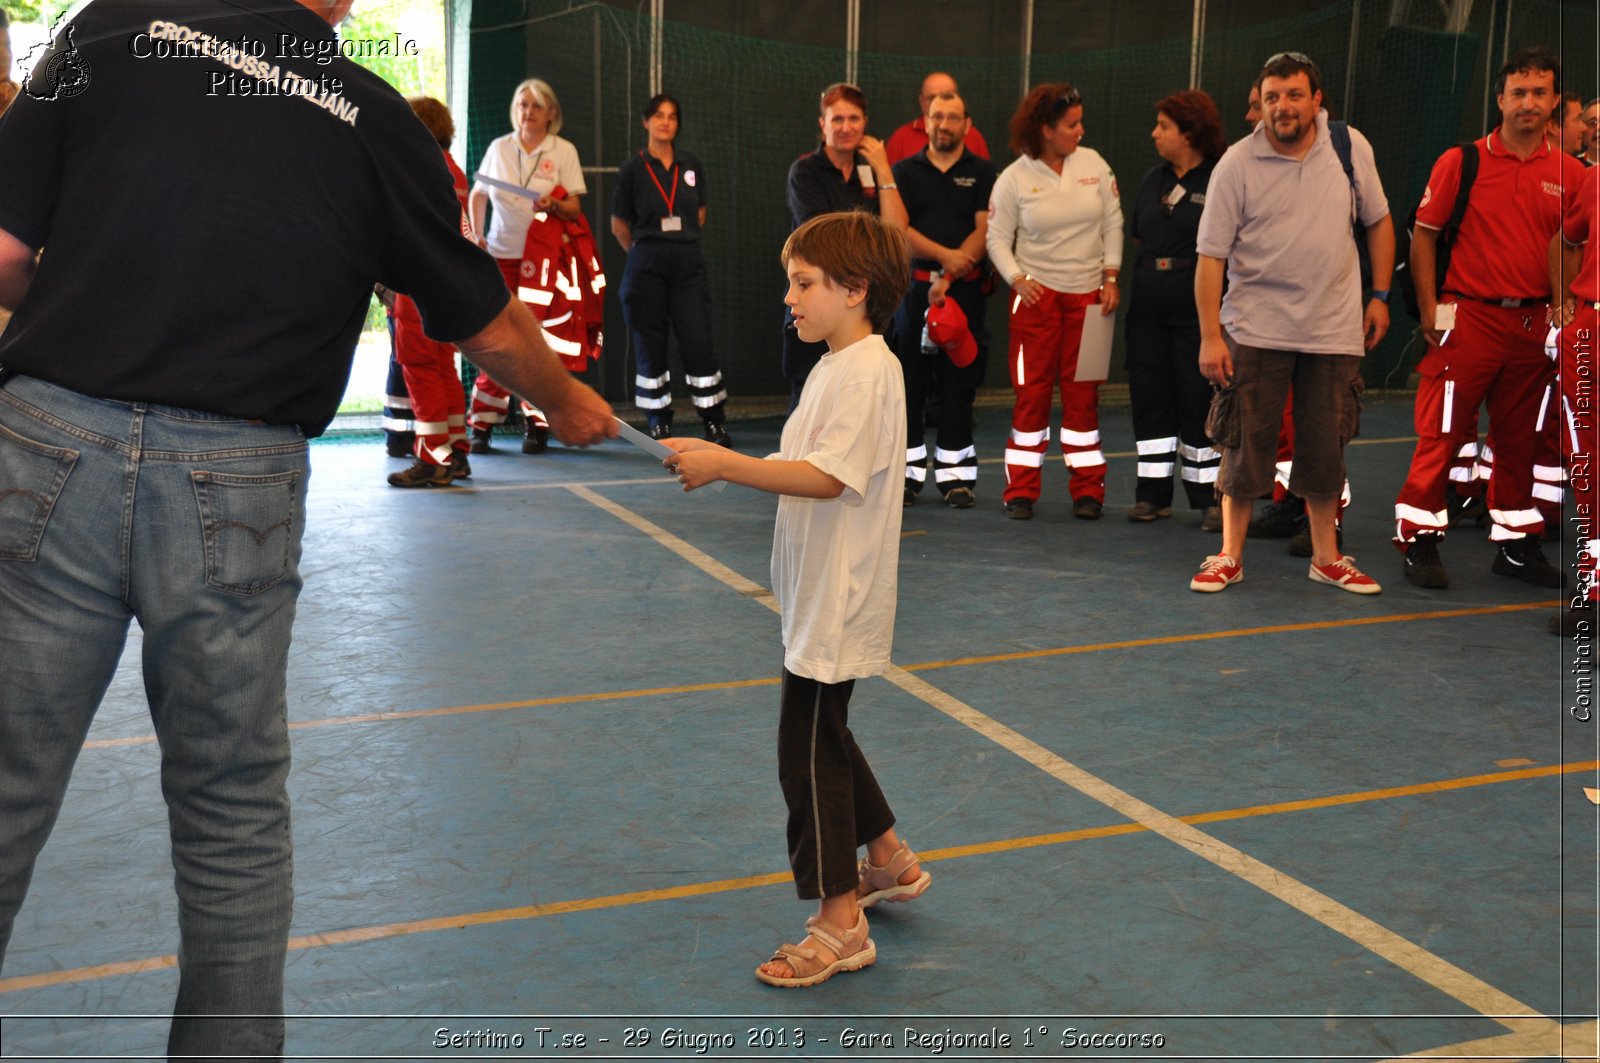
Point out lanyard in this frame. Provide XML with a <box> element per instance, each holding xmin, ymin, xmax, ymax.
<box><xmin>517</xmin><ymin>147</ymin><xmax>545</xmax><ymax>188</ymax></box>
<box><xmin>642</xmin><ymin>152</ymin><xmax>679</xmax><ymax>215</ymax></box>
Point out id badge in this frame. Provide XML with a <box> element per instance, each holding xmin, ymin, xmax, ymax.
<box><xmin>1434</xmin><ymin>302</ymin><xmax>1457</xmax><ymax>331</ymax></box>
<box><xmin>661</xmin><ymin>215</ymin><xmax>683</xmax><ymax>233</ymax></box>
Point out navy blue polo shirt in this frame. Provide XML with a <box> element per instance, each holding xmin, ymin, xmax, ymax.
<box><xmin>1129</xmin><ymin>158</ymin><xmax>1215</xmax><ymax>262</ymax></box>
<box><xmin>612</xmin><ymin>148</ymin><xmax>706</xmax><ymax>243</ymax></box>
<box><xmin>0</xmin><ymin>0</ymin><xmax>508</xmax><ymax>436</ymax></box>
<box><xmin>785</xmin><ymin>146</ymin><xmax>880</xmax><ymax>228</ymax></box>
<box><xmin>891</xmin><ymin>147</ymin><xmax>997</xmax><ymax>273</ymax></box>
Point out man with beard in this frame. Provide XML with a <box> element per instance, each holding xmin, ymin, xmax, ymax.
<box><xmin>890</xmin><ymin>90</ymin><xmax>996</xmax><ymax>507</ymax></box>
<box><xmin>1391</xmin><ymin>47</ymin><xmax>1581</xmax><ymax>590</ymax></box>
<box><xmin>1190</xmin><ymin>51</ymin><xmax>1394</xmax><ymax>595</ymax></box>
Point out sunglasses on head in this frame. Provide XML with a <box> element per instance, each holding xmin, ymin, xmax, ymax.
<box><xmin>1263</xmin><ymin>51</ymin><xmax>1313</xmax><ymax>66</ymax></box>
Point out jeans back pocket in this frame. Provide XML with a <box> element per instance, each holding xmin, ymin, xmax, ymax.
<box><xmin>0</xmin><ymin>423</ymin><xmax>80</xmax><ymax>561</ymax></box>
<box><xmin>191</xmin><ymin>469</ymin><xmax>302</xmax><ymax>595</ymax></box>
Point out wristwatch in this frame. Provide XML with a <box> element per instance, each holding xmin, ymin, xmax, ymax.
<box><xmin>1369</xmin><ymin>289</ymin><xmax>1391</xmax><ymax>304</ymax></box>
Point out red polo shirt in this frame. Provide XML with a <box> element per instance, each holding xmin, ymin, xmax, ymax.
<box><xmin>1564</xmin><ymin>164</ymin><xmax>1600</xmax><ymax>303</ymax></box>
<box><xmin>1417</xmin><ymin>128</ymin><xmax>1584</xmax><ymax>299</ymax></box>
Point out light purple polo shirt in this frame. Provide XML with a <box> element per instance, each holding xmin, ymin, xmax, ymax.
<box><xmin>1196</xmin><ymin>110</ymin><xmax>1389</xmax><ymax>356</ymax></box>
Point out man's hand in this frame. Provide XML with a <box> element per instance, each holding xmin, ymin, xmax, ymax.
<box><xmin>1198</xmin><ymin>334</ymin><xmax>1233</xmax><ymax>385</ymax></box>
<box><xmin>1553</xmin><ymin>295</ymin><xmax>1578</xmax><ymax>328</ymax></box>
<box><xmin>1362</xmin><ymin>298</ymin><xmax>1390</xmax><ymax>350</ymax></box>
<box><xmin>928</xmin><ymin>273</ymin><xmax>952</xmax><ymax>307</ymax></box>
<box><xmin>542</xmin><ymin>381</ymin><xmax>617</xmax><ymax>447</ymax></box>
<box><xmin>937</xmin><ymin>248</ymin><xmax>974</xmax><ymax>276</ymax></box>
<box><xmin>660</xmin><ymin>436</ymin><xmax>725</xmax><ymax>491</ymax></box>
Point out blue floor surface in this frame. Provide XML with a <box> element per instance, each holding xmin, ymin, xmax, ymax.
<box><xmin>1</xmin><ymin>394</ymin><xmax>1595</xmax><ymax>1061</ymax></box>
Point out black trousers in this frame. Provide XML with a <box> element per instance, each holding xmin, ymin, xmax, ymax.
<box><xmin>777</xmin><ymin>669</ymin><xmax>896</xmax><ymax>900</ymax></box>
<box><xmin>1124</xmin><ymin>272</ymin><xmax>1217</xmax><ymax>509</ymax></box>
<box><xmin>621</xmin><ymin>240</ymin><xmax>725</xmax><ymax>426</ymax></box>
<box><xmin>891</xmin><ymin>277</ymin><xmax>989</xmax><ymax>496</ymax></box>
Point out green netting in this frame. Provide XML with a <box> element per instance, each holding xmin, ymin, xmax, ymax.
<box><xmin>455</xmin><ymin>0</ymin><xmax>1598</xmax><ymax>402</ymax></box>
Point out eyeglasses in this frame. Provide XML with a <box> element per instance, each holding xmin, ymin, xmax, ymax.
<box><xmin>1263</xmin><ymin>51</ymin><xmax>1313</xmax><ymax>66</ymax></box>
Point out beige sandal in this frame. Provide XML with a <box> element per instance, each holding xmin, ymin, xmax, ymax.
<box><xmin>857</xmin><ymin>843</ymin><xmax>931</xmax><ymax>908</ymax></box>
<box><xmin>754</xmin><ymin>912</ymin><xmax>876</xmax><ymax>988</ymax></box>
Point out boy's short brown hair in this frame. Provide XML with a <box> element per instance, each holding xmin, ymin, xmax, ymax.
<box><xmin>780</xmin><ymin>211</ymin><xmax>910</xmax><ymax>333</ymax></box>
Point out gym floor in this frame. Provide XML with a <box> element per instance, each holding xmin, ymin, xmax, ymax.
<box><xmin>1</xmin><ymin>392</ymin><xmax>1595</xmax><ymax>1062</ymax></box>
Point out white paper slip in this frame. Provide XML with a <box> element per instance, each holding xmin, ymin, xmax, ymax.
<box><xmin>614</xmin><ymin>418</ymin><xmax>726</xmax><ymax>491</ymax></box>
<box><xmin>1074</xmin><ymin>306</ymin><xmax>1116</xmax><ymax>382</ymax></box>
<box><xmin>474</xmin><ymin>171</ymin><xmax>557</xmax><ymax>203</ymax></box>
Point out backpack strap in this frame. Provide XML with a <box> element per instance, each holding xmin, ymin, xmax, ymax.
<box><xmin>1329</xmin><ymin>119</ymin><xmax>1358</xmax><ymax>215</ymax></box>
<box><xmin>1444</xmin><ymin>141</ymin><xmax>1478</xmax><ymax>234</ymax></box>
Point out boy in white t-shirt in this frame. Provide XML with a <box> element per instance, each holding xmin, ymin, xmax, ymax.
<box><xmin>662</xmin><ymin>211</ymin><xmax>931</xmax><ymax>988</ymax></box>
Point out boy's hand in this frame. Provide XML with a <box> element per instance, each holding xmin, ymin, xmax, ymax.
<box><xmin>659</xmin><ymin>437</ymin><xmax>718</xmax><ymax>454</ymax></box>
<box><xmin>662</xmin><ymin>443</ymin><xmax>725</xmax><ymax>491</ymax></box>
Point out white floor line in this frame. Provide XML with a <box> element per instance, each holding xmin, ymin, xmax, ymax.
<box><xmin>573</xmin><ymin>484</ymin><xmax>1560</xmax><ymax>1038</ymax></box>
<box><xmin>884</xmin><ymin>666</ymin><xmax>1556</xmax><ymax>1037</ymax></box>
<box><xmin>564</xmin><ymin>483</ymin><xmax>777</xmax><ymax>606</ymax></box>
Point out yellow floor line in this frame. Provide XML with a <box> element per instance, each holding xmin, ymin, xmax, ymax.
<box><xmin>902</xmin><ymin>601</ymin><xmax>1557</xmax><ymax>672</ymax></box>
<box><xmin>78</xmin><ymin>602</ymin><xmax>1555</xmax><ymax>752</ymax></box>
<box><xmin>4</xmin><ymin>760</ymin><xmax>1588</xmax><ymax>997</ymax></box>
<box><xmin>1376</xmin><ymin>1018</ymin><xmax>1599</xmax><ymax>1061</ymax></box>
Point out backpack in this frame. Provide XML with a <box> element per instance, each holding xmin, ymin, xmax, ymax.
<box><xmin>1393</xmin><ymin>143</ymin><xmax>1479</xmax><ymax>321</ymax></box>
<box><xmin>1328</xmin><ymin>120</ymin><xmax>1372</xmax><ymax>290</ymax></box>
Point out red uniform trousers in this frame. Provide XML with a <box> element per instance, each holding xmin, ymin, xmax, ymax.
<box><xmin>1003</xmin><ymin>287</ymin><xmax>1106</xmax><ymax>505</ymax></box>
<box><xmin>1560</xmin><ymin>306</ymin><xmax>1599</xmax><ymax>602</ymax></box>
<box><xmin>393</xmin><ymin>295</ymin><xmax>467</xmax><ymax>466</ymax></box>
<box><xmin>1532</xmin><ymin>377</ymin><xmax>1568</xmax><ymax>527</ymax></box>
<box><xmin>468</xmin><ymin>259</ymin><xmax>523</xmax><ymax>431</ymax></box>
<box><xmin>1393</xmin><ymin>299</ymin><xmax>1553</xmax><ymax>544</ymax></box>
<box><xmin>1457</xmin><ymin>397</ymin><xmax>1566</xmax><ymax>525</ymax></box>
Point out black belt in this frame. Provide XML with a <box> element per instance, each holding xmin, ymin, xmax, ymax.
<box><xmin>1441</xmin><ymin>291</ymin><xmax>1545</xmax><ymax>309</ymax></box>
<box><xmin>1137</xmin><ymin>255</ymin><xmax>1195</xmax><ymax>272</ymax></box>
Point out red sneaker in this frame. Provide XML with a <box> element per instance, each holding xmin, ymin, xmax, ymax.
<box><xmin>1190</xmin><ymin>554</ymin><xmax>1242</xmax><ymax>593</ymax></box>
<box><xmin>1308</xmin><ymin>555</ymin><xmax>1382</xmax><ymax>595</ymax></box>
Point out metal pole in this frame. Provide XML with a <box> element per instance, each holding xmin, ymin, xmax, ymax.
<box><xmin>1189</xmin><ymin>0</ymin><xmax>1205</xmax><ymax>90</ymax></box>
<box><xmin>1482</xmin><ymin>0</ymin><xmax>1497</xmax><ymax>134</ymax></box>
<box><xmin>1344</xmin><ymin>0</ymin><xmax>1361</xmax><ymax>119</ymax></box>
<box><xmin>845</xmin><ymin>0</ymin><xmax>859</xmax><ymax>86</ymax></box>
<box><xmin>650</xmin><ymin>0</ymin><xmax>662</xmax><ymax>96</ymax></box>
<box><xmin>1021</xmin><ymin>0</ymin><xmax>1034</xmax><ymax>98</ymax></box>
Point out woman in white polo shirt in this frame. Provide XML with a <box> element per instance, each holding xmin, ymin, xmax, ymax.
<box><xmin>987</xmin><ymin>82</ymin><xmax>1123</xmax><ymax>521</ymax></box>
<box><xmin>465</xmin><ymin>78</ymin><xmax>587</xmax><ymax>453</ymax></box>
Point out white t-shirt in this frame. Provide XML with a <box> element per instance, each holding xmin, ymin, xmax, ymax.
<box><xmin>474</xmin><ymin>132</ymin><xmax>588</xmax><ymax>259</ymax></box>
<box><xmin>770</xmin><ymin>333</ymin><xmax>905</xmax><ymax>684</ymax></box>
<box><xmin>986</xmin><ymin>147</ymin><xmax>1124</xmax><ymax>293</ymax></box>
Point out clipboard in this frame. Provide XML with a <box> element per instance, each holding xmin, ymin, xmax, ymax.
<box><xmin>1073</xmin><ymin>307</ymin><xmax>1116</xmax><ymax>382</ymax></box>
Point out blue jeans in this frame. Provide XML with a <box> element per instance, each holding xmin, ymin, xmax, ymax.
<box><xmin>0</xmin><ymin>375</ymin><xmax>308</xmax><ymax>1060</ymax></box>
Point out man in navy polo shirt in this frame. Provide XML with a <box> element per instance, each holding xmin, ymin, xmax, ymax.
<box><xmin>0</xmin><ymin>0</ymin><xmax>614</xmax><ymax>1056</ymax></box>
<box><xmin>890</xmin><ymin>90</ymin><xmax>996</xmax><ymax>507</ymax></box>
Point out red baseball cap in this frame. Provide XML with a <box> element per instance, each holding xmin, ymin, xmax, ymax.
<box><xmin>926</xmin><ymin>299</ymin><xmax>978</xmax><ymax>368</ymax></box>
